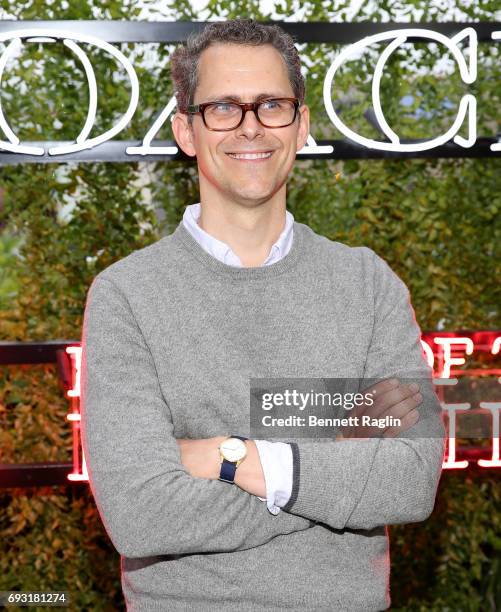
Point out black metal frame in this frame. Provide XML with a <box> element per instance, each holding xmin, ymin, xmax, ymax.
<box><xmin>1</xmin><ymin>338</ymin><xmax>500</xmax><ymax>488</ymax></box>
<box><xmin>0</xmin><ymin>20</ymin><xmax>498</xmax><ymax>163</ymax></box>
<box><xmin>0</xmin><ymin>341</ymin><xmax>77</xmax><ymax>488</ymax></box>
<box><xmin>1</xmin><ymin>20</ymin><xmax>500</xmax><ymax>486</ymax></box>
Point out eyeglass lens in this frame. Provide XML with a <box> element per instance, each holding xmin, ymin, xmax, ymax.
<box><xmin>204</xmin><ymin>99</ymin><xmax>296</xmax><ymax>129</ymax></box>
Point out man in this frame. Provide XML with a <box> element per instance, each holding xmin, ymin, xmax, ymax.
<box><xmin>81</xmin><ymin>19</ymin><xmax>445</xmax><ymax>611</ymax></box>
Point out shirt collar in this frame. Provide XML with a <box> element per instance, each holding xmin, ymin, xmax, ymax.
<box><xmin>182</xmin><ymin>203</ymin><xmax>294</xmax><ymax>267</ymax></box>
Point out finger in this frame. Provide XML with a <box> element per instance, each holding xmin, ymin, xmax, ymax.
<box><xmin>351</xmin><ymin>380</ymin><xmax>420</xmax><ymax>424</ymax></box>
<box><xmin>360</xmin><ymin>377</ymin><xmax>400</xmax><ymax>397</ymax></box>
<box><xmin>378</xmin><ymin>381</ymin><xmax>420</xmax><ymax>404</ymax></box>
<box><xmin>379</xmin><ymin>392</ymin><xmax>423</xmax><ymax>422</ymax></box>
<box><xmin>352</xmin><ymin>378</ymin><xmax>400</xmax><ymax>419</ymax></box>
<box><xmin>354</xmin><ymin>384</ymin><xmax>416</xmax><ymax>421</ymax></box>
<box><xmin>383</xmin><ymin>409</ymin><xmax>420</xmax><ymax>438</ymax></box>
<box><xmin>373</xmin><ymin>382</ymin><xmax>421</xmax><ymax>414</ymax></box>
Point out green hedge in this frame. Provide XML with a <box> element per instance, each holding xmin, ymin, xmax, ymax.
<box><xmin>0</xmin><ymin>0</ymin><xmax>499</xmax><ymax>609</ymax></box>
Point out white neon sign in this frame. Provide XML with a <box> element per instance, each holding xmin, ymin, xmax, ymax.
<box><xmin>433</xmin><ymin>336</ymin><xmax>475</xmax><ymax>379</ymax></box>
<box><xmin>442</xmin><ymin>402</ymin><xmax>471</xmax><ymax>469</ymax></box>
<box><xmin>323</xmin><ymin>28</ymin><xmax>478</xmax><ymax>153</ymax></box>
<box><xmin>0</xmin><ymin>29</ymin><xmax>139</xmax><ymax>156</ymax></box>
<box><xmin>0</xmin><ymin>27</ymin><xmax>499</xmax><ymax>157</ymax></box>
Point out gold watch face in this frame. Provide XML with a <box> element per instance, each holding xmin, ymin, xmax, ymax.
<box><xmin>220</xmin><ymin>438</ymin><xmax>247</xmax><ymax>462</ymax></box>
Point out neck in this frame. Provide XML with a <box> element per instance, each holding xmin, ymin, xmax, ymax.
<box><xmin>197</xmin><ymin>191</ymin><xmax>287</xmax><ymax>268</ymax></box>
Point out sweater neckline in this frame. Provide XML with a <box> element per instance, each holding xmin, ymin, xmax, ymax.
<box><xmin>171</xmin><ymin>218</ymin><xmax>304</xmax><ymax>279</ymax></box>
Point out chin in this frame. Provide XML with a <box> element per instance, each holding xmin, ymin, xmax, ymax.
<box><xmin>234</xmin><ymin>193</ymin><xmax>276</xmax><ymax>206</ymax></box>
<box><xmin>232</xmin><ymin>184</ymin><xmax>282</xmax><ymax>202</ymax></box>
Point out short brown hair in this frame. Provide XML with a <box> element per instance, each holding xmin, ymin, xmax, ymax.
<box><xmin>170</xmin><ymin>18</ymin><xmax>305</xmax><ymax>124</ymax></box>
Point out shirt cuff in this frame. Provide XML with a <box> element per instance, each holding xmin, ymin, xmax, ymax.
<box><xmin>253</xmin><ymin>439</ymin><xmax>293</xmax><ymax>515</ymax></box>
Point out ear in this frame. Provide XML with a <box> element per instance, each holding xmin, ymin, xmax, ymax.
<box><xmin>296</xmin><ymin>104</ymin><xmax>310</xmax><ymax>153</ymax></box>
<box><xmin>171</xmin><ymin>112</ymin><xmax>197</xmax><ymax>157</ymax></box>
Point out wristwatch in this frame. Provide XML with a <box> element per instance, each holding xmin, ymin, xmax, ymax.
<box><xmin>218</xmin><ymin>435</ymin><xmax>248</xmax><ymax>483</ymax></box>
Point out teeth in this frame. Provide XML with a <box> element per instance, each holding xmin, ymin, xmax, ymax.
<box><xmin>228</xmin><ymin>151</ymin><xmax>272</xmax><ymax>159</ymax></box>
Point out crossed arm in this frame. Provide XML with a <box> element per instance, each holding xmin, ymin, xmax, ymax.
<box><xmin>176</xmin><ymin>376</ymin><xmax>427</xmax><ymax>500</ymax></box>
<box><xmin>81</xmin><ymin>251</ymin><xmax>445</xmax><ymax>559</ymax></box>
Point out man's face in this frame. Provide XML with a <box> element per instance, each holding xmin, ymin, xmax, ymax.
<box><xmin>172</xmin><ymin>43</ymin><xmax>309</xmax><ymax>208</ymax></box>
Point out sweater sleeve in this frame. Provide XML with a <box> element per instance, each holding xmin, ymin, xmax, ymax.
<box><xmin>281</xmin><ymin>249</ymin><xmax>446</xmax><ymax>530</ymax></box>
<box><xmin>80</xmin><ymin>275</ymin><xmax>312</xmax><ymax>559</ymax></box>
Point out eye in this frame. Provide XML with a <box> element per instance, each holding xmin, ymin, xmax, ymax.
<box><xmin>261</xmin><ymin>99</ymin><xmax>281</xmax><ymax>110</ymax></box>
<box><xmin>211</xmin><ymin>102</ymin><xmax>239</xmax><ymax>114</ymax></box>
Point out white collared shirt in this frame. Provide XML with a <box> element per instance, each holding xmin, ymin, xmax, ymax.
<box><xmin>183</xmin><ymin>202</ymin><xmax>294</xmax><ymax>267</ymax></box>
<box><xmin>182</xmin><ymin>202</ymin><xmax>294</xmax><ymax>515</ymax></box>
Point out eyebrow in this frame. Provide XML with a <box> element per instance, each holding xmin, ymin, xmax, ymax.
<box><xmin>204</xmin><ymin>92</ymin><xmax>287</xmax><ymax>102</ymax></box>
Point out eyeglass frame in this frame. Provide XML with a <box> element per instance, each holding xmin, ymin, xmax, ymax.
<box><xmin>180</xmin><ymin>97</ymin><xmax>301</xmax><ymax>131</ymax></box>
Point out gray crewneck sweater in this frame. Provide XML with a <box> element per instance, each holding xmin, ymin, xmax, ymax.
<box><xmin>81</xmin><ymin>219</ymin><xmax>445</xmax><ymax>611</ymax></box>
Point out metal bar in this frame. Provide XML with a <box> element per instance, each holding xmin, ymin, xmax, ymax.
<box><xmin>0</xmin><ymin>21</ymin><xmax>498</xmax><ymax>163</ymax></box>
<box><xmin>1</xmin><ymin>331</ymin><xmax>500</xmax><ymax>365</ymax></box>
<box><xmin>0</xmin><ymin>139</ymin><xmax>499</xmax><ymax>165</ymax></box>
<box><xmin>0</xmin><ymin>341</ymin><xmax>79</xmax><ymax>365</ymax></box>
<box><xmin>0</xmin><ymin>463</ymin><xmax>75</xmax><ymax>487</ymax></box>
<box><xmin>0</xmin><ymin>21</ymin><xmax>498</xmax><ymax>43</ymax></box>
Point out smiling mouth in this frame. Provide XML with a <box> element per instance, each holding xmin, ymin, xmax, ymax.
<box><xmin>226</xmin><ymin>151</ymin><xmax>274</xmax><ymax>161</ymax></box>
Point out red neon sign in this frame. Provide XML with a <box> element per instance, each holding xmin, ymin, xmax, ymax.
<box><xmin>421</xmin><ymin>331</ymin><xmax>501</xmax><ymax>469</ymax></box>
<box><xmin>65</xmin><ymin>331</ymin><xmax>501</xmax><ymax>481</ymax></box>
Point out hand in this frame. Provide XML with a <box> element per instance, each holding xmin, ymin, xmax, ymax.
<box><xmin>338</xmin><ymin>378</ymin><xmax>422</xmax><ymax>439</ymax></box>
<box><xmin>176</xmin><ymin>436</ymin><xmax>227</xmax><ymax>479</ymax></box>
